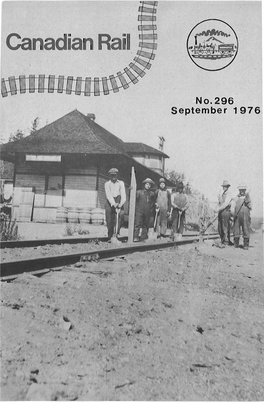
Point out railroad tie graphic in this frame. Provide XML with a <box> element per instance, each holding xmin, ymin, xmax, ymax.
<box><xmin>1</xmin><ymin>1</ymin><xmax>158</xmax><ymax>97</ymax></box>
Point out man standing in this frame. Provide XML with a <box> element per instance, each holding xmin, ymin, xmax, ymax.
<box><xmin>133</xmin><ymin>178</ymin><xmax>156</xmax><ymax>242</ymax></box>
<box><xmin>104</xmin><ymin>168</ymin><xmax>126</xmax><ymax>241</ymax></box>
<box><xmin>170</xmin><ymin>182</ymin><xmax>189</xmax><ymax>239</ymax></box>
<box><xmin>155</xmin><ymin>178</ymin><xmax>171</xmax><ymax>238</ymax></box>
<box><xmin>216</xmin><ymin>180</ymin><xmax>233</xmax><ymax>245</ymax></box>
<box><xmin>232</xmin><ymin>184</ymin><xmax>252</xmax><ymax>250</ymax></box>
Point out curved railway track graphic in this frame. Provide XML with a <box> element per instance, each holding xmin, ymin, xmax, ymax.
<box><xmin>1</xmin><ymin>1</ymin><xmax>158</xmax><ymax>98</ymax></box>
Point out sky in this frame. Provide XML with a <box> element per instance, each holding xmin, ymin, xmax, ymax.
<box><xmin>1</xmin><ymin>1</ymin><xmax>263</xmax><ymax>216</ymax></box>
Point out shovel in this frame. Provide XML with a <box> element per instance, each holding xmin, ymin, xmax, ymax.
<box><xmin>111</xmin><ymin>207</ymin><xmax>121</xmax><ymax>244</ymax></box>
<box><xmin>174</xmin><ymin>210</ymin><xmax>183</xmax><ymax>241</ymax></box>
<box><xmin>154</xmin><ymin>207</ymin><xmax>159</xmax><ymax>232</ymax></box>
<box><xmin>177</xmin><ymin>210</ymin><xmax>182</xmax><ymax>231</ymax></box>
<box><xmin>149</xmin><ymin>208</ymin><xmax>159</xmax><ymax>241</ymax></box>
<box><xmin>199</xmin><ymin>213</ymin><xmax>220</xmax><ymax>244</ymax></box>
<box><xmin>201</xmin><ymin>195</ymin><xmax>236</xmax><ymax>237</ymax></box>
<box><xmin>199</xmin><ymin>213</ymin><xmax>220</xmax><ymax>243</ymax></box>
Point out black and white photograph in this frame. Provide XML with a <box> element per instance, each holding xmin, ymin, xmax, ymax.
<box><xmin>0</xmin><ymin>1</ymin><xmax>263</xmax><ymax>400</ymax></box>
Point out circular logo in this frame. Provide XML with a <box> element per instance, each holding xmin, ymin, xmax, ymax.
<box><xmin>187</xmin><ymin>19</ymin><xmax>238</xmax><ymax>71</ymax></box>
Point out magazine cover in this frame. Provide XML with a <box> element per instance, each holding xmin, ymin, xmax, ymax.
<box><xmin>1</xmin><ymin>1</ymin><xmax>263</xmax><ymax>400</ymax></box>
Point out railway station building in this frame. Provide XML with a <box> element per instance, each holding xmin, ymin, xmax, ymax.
<box><xmin>0</xmin><ymin>109</ymin><xmax>170</xmax><ymax>223</ymax></box>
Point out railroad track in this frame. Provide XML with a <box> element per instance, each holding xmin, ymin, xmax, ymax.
<box><xmin>1</xmin><ymin>233</ymin><xmax>219</xmax><ymax>280</ymax></box>
<box><xmin>2</xmin><ymin>1</ymin><xmax>158</xmax><ymax>97</ymax></box>
<box><xmin>0</xmin><ymin>235</ymin><xmax>125</xmax><ymax>249</ymax></box>
<box><xmin>0</xmin><ymin>232</ymin><xmax>218</xmax><ymax>249</ymax></box>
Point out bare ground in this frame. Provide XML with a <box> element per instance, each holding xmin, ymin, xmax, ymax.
<box><xmin>1</xmin><ymin>232</ymin><xmax>263</xmax><ymax>401</ymax></box>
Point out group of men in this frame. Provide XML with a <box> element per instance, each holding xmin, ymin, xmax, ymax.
<box><xmin>104</xmin><ymin>168</ymin><xmax>189</xmax><ymax>242</ymax></box>
<box><xmin>104</xmin><ymin>169</ymin><xmax>253</xmax><ymax>249</ymax></box>
<box><xmin>216</xmin><ymin>180</ymin><xmax>252</xmax><ymax>250</ymax></box>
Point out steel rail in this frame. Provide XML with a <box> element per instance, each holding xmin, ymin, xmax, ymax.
<box><xmin>0</xmin><ymin>233</ymin><xmax>218</xmax><ymax>249</ymax></box>
<box><xmin>0</xmin><ymin>236</ymin><xmax>122</xmax><ymax>249</ymax></box>
<box><xmin>0</xmin><ymin>234</ymin><xmax>219</xmax><ymax>279</ymax></box>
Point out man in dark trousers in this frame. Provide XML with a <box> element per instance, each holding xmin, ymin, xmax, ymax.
<box><xmin>216</xmin><ymin>180</ymin><xmax>233</xmax><ymax>246</ymax></box>
<box><xmin>133</xmin><ymin>178</ymin><xmax>156</xmax><ymax>242</ymax></box>
<box><xmin>170</xmin><ymin>182</ymin><xmax>189</xmax><ymax>239</ymax></box>
<box><xmin>104</xmin><ymin>168</ymin><xmax>126</xmax><ymax>241</ymax></box>
<box><xmin>155</xmin><ymin>178</ymin><xmax>171</xmax><ymax>238</ymax></box>
<box><xmin>232</xmin><ymin>184</ymin><xmax>252</xmax><ymax>250</ymax></box>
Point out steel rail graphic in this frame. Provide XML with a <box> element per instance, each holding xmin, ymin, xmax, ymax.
<box><xmin>1</xmin><ymin>1</ymin><xmax>158</xmax><ymax>97</ymax></box>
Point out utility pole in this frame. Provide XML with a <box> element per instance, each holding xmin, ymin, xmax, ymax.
<box><xmin>128</xmin><ymin>167</ymin><xmax>137</xmax><ymax>243</ymax></box>
<box><xmin>158</xmin><ymin>136</ymin><xmax>165</xmax><ymax>174</ymax></box>
<box><xmin>158</xmin><ymin>136</ymin><xmax>165</xmax><ymax>151</ymax></box>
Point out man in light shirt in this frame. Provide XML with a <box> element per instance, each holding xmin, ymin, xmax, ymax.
<box><xmin>215</xmin><ymin>180</ymin><xmax>233</xmax><ymax>246</ymax></box>
<box><xmin>104</xmin><ymin>168</ymin><xmax>126</xmax><ymax>240</ymax></box>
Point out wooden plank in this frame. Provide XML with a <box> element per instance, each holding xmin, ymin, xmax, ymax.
<box><xmin>13</xmin><ymin>187</ymin><xmax>33</xmax><ymax>204</ymax></box>
<box><xmin>45</xmin><ymin>194</ymin><xmax>63</xmax><ymax>207</ymax></box>
<box><xmin>15</xmin><ymin>204</ymin><xmax>33</xmax><ymax>222</ymax></box>
<box><xmin>34</xmin><ymin>194</ymin><xmax>45</xmax><ymax>207</ymax></box>
<box><xmin>128</xmin><ymin>167</ymin><xmax>137</xmax><ymax>243</ymax></box>
<box><xmin>20</xmin><ymin>192</ymin><xmax>34</xmax><ymax>205</ymax></box>
<box><xmin>33</xmin><ymin>208</ymin><xmax>57</xmax><ymax>222</ymax></box>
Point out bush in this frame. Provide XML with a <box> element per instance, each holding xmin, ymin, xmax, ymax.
<box><xmin>63</xmin><ymin>223</ymin><xmax>90</xmax><ymax>236</ymax></box>
<box><xmin>0</xmin><ymin>213</ymin><xmax>20</xmax><ymax>241</ymax></box>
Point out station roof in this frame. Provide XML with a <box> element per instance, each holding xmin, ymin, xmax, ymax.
<box><xmin>0</xmin><ymin>110</ymin><xmax>174</xmax><ymax>186</ymax></box>
<box><xmin>0</xmin><ymin>109</ymin><xmax>127</xmax><ymax>157</ymax></box>
<box><xmin>124</xmin><ymin>142</ymin><xmax>169</xmax><ymax>158</ymax></box>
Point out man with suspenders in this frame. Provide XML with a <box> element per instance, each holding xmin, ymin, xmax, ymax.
<box><xmin>104</xmin><ymin>168</ymin><xmax>126</xmax><ymax>241</ymax></box>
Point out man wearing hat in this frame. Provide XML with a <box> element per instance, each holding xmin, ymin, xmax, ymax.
<box><xmin>170</xmin><ymin>181</ymin><xmax>189</xmax><ymax>239</ymax></box>
<box><xmin>133</xmin><ymin>178</ymin><xmax>156</xmax><ymax>242</ymax></box>
<box><xmin>104</xmin><ymin>168</ymin><xmax>126</xmax><ymax>240</ymax></box>
<box><xmin>216</xmin><ymin>180</ymin><xmax>233</xmax><ymax>245</ymax></box>
<box><xmin>155</xmin><ymin>178</ymin><xmax>171</xmax><ymax>238</ymax></box>
<box><xmin>232</xmin><ymin>184</ymin><xmax>252</xmax><ymax>249</ymax></box>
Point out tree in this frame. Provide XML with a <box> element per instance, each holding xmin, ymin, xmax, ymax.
<box><xmin>8</xmin><ymin>129</ymin><xmax>25</xmax><ymax>142</ymax></box>
<box><xmin>165</xmin><ymin>170</ymin><xmax>185</xmax><ymax>184</ymax></box>
<box><xmin>30</xmin><ymin>117</ymin><xmax>40</xmax><ymax>135</ymax></box>
<box><xmin>7</xmin><ymin>116</ymin><xmax>40</xmax><ymax>142</ymax></box>
<box><xmin>164</xmin><ymin>170</ymin><xmax>192</xmax><ymax>194</ymax></box>
<box><xmin>0</xmin><ymin>160</ymin><xmax>14</xmax><ymax>178</ymax></box>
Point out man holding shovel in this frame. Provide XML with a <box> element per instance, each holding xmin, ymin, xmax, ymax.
<box><xmin>232</xmin><ymin>184</ymin><xmax>252</xmax><ymax>250</ymax></box>
<box><xmin>170</xmin><ymin>182</ymin><xmax>189</xmax><ymax>240</ymax></box>
<box><xmin>215</xmin><ymin>180</ymin><xmax>233</xmax><ymax>246</ymax></box>
<box><xmin>133</xmin><ymin>178</ymin><xmax>156</xmax><ymax>242</ymax></box>
<box><xmin>104</xmin><ymin>168</ymin><xmax>126</xmax><ymax>242</ymax></box>
<box><xmin>155</xmin><ymin>178</ymin><xmax>172</xmax><ymax>238</ymax></box>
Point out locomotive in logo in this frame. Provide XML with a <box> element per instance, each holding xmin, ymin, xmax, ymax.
<box><xmin>187</xmin><ymin>19</ymin><xmax>238</xmax><ymax>71</ymax></box>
